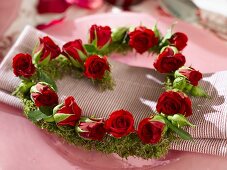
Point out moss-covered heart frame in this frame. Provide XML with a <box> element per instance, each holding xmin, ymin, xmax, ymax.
<box><xmin>12</xmin><ymin>24</ymin><xmax>208</xmax><ymax>159</ymax></box>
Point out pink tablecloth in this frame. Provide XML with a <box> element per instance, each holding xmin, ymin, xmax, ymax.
<box><xmin>1</xmin><ymin>1</ymin><xmax>227</xmax><ymax>170</ymax></box>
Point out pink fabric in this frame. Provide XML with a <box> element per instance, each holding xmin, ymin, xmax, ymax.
<box><xmin>0</xmin><ymin>0</ymin><xmax>21</xmax><ymax>36</ymax></box>
<box><xmin>1</xmin><ymin>8</ymin><xmax>227</xmax><ymax>170</ymax></box>
<box><xmin>0</xmin><ymin>101</ymin><xmax>227</xmax><ymax>169</ymax></box>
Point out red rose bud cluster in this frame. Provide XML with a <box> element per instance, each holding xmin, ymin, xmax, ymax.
<box><xmin>89</xmin><ymin>24</ymin><xmax>112</xmax><ymax>49</ymax></box>
<box><xmin>169</xmin><ymin>32</ymin><xmax>188</xmax><ymax>51</ymax></box>
<box><xmin>30</xmin><ymin>82</ymin><xmax>58</xmax><ymax>107</ymax></box>
<box><xmin>62</xmin><ymin>39</ymin><xmax>87</xmax><ymax>67</ymax></box>
<box><xmin>33</xmin><ymin>36</ymin><xmax>61</xmax><ymax>64</ymax></box>
<box><xmin>76</xmin><ymin>118</ymin><xmax>106</xmax><ymax>141</ymax></box>
<box><xmin>175</xmin><ymin>67</ymin><xmax>202</xmax><ymax>86</ymax></box>
<box><xmin>12</xmin><ymin>53</ymin><xmax>35</xmax><ymax>78</ymax></box>
<box><xmin>84</xmin><ymin>55</ymin><xmax>110</xmax><ymax>79</ymax></box>
<box><xmin>129</xmin><ymin>26</ymin><xmax>159</xmax><ymax>54</ymax></box>
<box><xmin>105</xmin><ymin>110</ymin><xmax>135</xmax><ymax>138</ymax></box>
<box><xmin>138</xmin><ymin>117</ymin><xmax>165</xmax><ymax>144</ymax></box>
<box><xmin>53</xmin><ymin>96</ymin><xmax>81</xmax><ymax>126</ymax></box>
<box><xmin>156</xmin><ymin>90</ymin><xmax>192</xmax><ymax>117</ymax></box>
<box><xmin>154</xmin><ymin>47</ymin><xmax>186</xmax><ymax>73</ymax></box>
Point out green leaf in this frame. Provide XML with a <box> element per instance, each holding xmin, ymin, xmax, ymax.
<box><xmin>161</xmin><ymin>115</ymin><xmax>193</xmax><ymax>140</ymax></box>
<box><xmin>111</xmin><ymin>27</ymin><xmax>129</xmax><ymax>42</ymax></box>
<box><xmin>84</xmin><ymin>44</ymin><xmax>97</xmax><ymax>54</ymax></box>
<box><xmin>39</xmin><ymin>106</ymin><xmax>53</xmax><ymax>116</ymax></box>
<box><xmin>28</xmin><ymin>110</ymin><xmax>48</xmax><ymax>122</ymax></box>
<box><xmin>38</xmin><ymin>70</ymin><xmax>57</xmax><ymax>91</ymax></box>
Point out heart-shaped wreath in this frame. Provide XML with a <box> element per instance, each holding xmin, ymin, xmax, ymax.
<box><xmin>12</xmin><ymin>24</ymin><xmax>208</xmax><ymax>159</ymax></box>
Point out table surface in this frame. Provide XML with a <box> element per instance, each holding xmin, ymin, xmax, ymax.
<box><xmin>0</xmin><ymin>1</ymin><xmax>227</xmax><ymax>170</ymax></box>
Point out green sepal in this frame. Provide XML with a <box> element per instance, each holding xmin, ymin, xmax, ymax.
<box><xmin>84</xmin><ymin>44</ymin><xmax>97</xmax><ymax>54</ymax></box>
<box><xmin>53</xmin><ymin>113</ymin><xmax>72</xmax><ymax>124</ymax></box>
<box><xmin>152</xmin><ymin>114</ymin><xmax>168</xmax><ymax>134</ymax></box>
<box><xmin>167</xmin><ymin>114</ymin><xmax>195</xmax><ymax>128</ymax></box>
<box><xmin>160</xmin><ymin>23</ymin><xmax>175</xmax><ymax>45</ymax></box>
<box><xmin>160</xmin><ymin>114</ymin><xmax>193</xmax><ymax>140</ymax></box>
<box><xmin>37</xmin><ymin>70</ymin><xmax>57</xmax><ymax>91</ymax></box>
<box><xmin>99</xmin><ymin>39</ymin><xmax>112</xmax><ymax>54</ymax></box>
<box><xmin>39</xmin><ymin>54</ymin><xmax>51</xmax><ymax>66</ymax></box>
<box><xmin>43</xmin><ymin>115</ymin><xmax>55</xmax><ymax>122</ymax></box>
<box><xmin>173</xmin><ymin>77</ymin><xmax>187</xmax><ymax>90</ymax></box>
<box><xmin>160</xmin><ymin>45</ymin><xmax>178</xmax><ymax>54</ymax></box>
<box><xmin>75</xmin><ymin>126</ymin><xmax>88</xmax><ymax>133</ymax></box>
<box><xmin>53</xmin><ymin>103</ymin><xmax>64</xmax><ymax>115</ymax></box>
<box><xmin>152</xmin><ymin>23</ymin><xmax>161</xmax><ymax>38</ymax></box>
<box><xmin>32</xmin><ymin>50</ymin><xmax>42</xmax><ymax>65</ymax></box>
<box><xmin>30</xmin><ymin>84</ymin><xmax>40</xmax><ymax>94</ymax></box>
<box><xmin>111</xmin><ymin>27</ymin><xmax>129</xmax><ymax>42</ymax></box>
<box><xmin>12</xmin><ymin>81</ymin><xmax>35</xmax><ymax>96</ymax></box>
<box><xmin>69</xmin><ymin>56</ymin><xmax>82</xmax><ymax>68</ymax></box>
<box><xmin>77</xmin><ymin>49</ymin><xmax>87</xmax><ymax>62</ymax></box>
<box><xmin>190</xmin><ymin>86</ymin><xmax>210</xmax><ymax>98</ymax></box>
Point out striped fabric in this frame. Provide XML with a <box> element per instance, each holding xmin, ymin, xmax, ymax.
<box><xmin>0</xmin><ymin>26</ymin><xmax>226</xmax><ymax>156</ymax></box>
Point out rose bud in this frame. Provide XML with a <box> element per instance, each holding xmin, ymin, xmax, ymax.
<box><xmin>129</xmin><ymin>26</ymin><xmax>159</xmax><ymax>54</ymax></box>
<box><xmin>137</xmin><ymin>117</ymin><xmax>165</xmax><ymax>144</ymax></box>
<box><xmin>167</xmin><ymin>114</ymin><xmax>195</xmax><ymax>128</ymax></box>
<box><xmin>53</xmin><ymin>96</ymin><xmax>81</xmax><ymax>126</ymax></box>
<box><xmin>175</xmin><ymin>67</ymin><xmax>202</xmax><ymax>86</ymax></box>
<box><xmin>169</xmin><ymin>32</ymin><xmax>188</xmax><ymax>51</ymax></box>
<box><xmin>153</xmin><ymin>47</ymin><xmax>186</xmax><ymax>73</ymax></box>
<box><xmin>12</xmin><ymin>53</ymin><xmax>35</xmax><ymax>78</ymax></box>
<box><xmin>89</xmin><ymin>24</ymin><xmax>112</xmax><ymax>49</ymax></box>
<box><xmin>62</xmin><ymin>39</ymin><xmax>87</xmax><ymax>67</ymax></box>
<box><xmin>156</xmin><ymin>90</ymin><xmax>192</xmax><ymax>117</ymax></box>
<box><xmin>76</xmin><ymin>117</ymin><xmax>106</xmax><ymax>141</ymax></box>
<box><xmin>30</xmin><ymin>82</ymin><xmax>58</xmax><ymax>107</ymax></box>
<box><xmin>33</xmin><ymin>36</ymin><xmax>61</xmax><ymax>64</ymax></box>
<box><xmin>105</xmin><ymin>109</ymin><xmax>135</xmax><ymax>138</ymax></box>
<box><xmin>84</xmin><ymin>55</ymin><xmax>110</xmax><ymax>79</ymax></box>
<box><xmin>173</xmin><ymin>77</ymin><xmax>187</xmax><ymax>90</ymax></box>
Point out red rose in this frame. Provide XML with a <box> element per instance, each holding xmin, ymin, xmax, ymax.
<box><xmin>137</xmin><ymin>118</ymin><xmax>165</xmax><ymax>144</ymax></box>
<box><xmin>84</xmin><ymin>55</ymin><xmax>110</xmax><ymax>79</ymax></box>
<box><xmin>12</xmin><ymin>53</ymin><xmax>35</xmax><ymax>78</ymax></box>
<box><xmin>34</xmin><ymin>36</ymin><xmax>61</xmax><ymax>62</ymax></box>
<box><xmin>169</xmin><ymin>32</ymin><xmax>188</xmax><ymax>51</ymax></box>
<box><xmin>89</xmin><ymin>24</ymin><xmax>112</xmax><ymax>49</ymax></box>
<box><xmin>178</xmin><ymin>67</ymin><xmax>202</xmax><ymax>86</ymax></box>
<box><xmin>62</xmin><ymin>39</ymin><xmax>87</xmax><ymax>63</ymax></box>
<box><xmin>30</xmin><ymin>82</ymin><xmax>58</xmax><ymax>107</ymax></box>
<box><xmin>153</xmin><ymin>47</ymin><xmax>186</xmax><ymax>73</ymax></box>
<box><xmin>53</xmin><ymin>96</ymin><xmax>81</xmax><ymax>126</ymax></box>
<box><xmin>105</xmin><ymin>109</ymin><xmax>135</xmax><ymax>138</ymax></box>
<box><xmin>129</xmin><ymin>26</ymin><xmax>158</xmax><ymax>54</ymax></box>
<box><xmin>76</xmin><ymin>118</ymin><xmax>106</xmax><ymax>141</ymax></box>
<box><xmin>156</xmin><ymin>90</ymin><xmax>192</xmax><ymax>117</ymax></box>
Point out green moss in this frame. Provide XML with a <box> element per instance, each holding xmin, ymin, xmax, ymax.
<box><xmin>15</xmin><ymin>91</ymin><xmax>174</xmax><ymax>159</ymax></box>
<box><xmin>13</xmin><ymin>55</ymin><xmax>175</xmax><ymax>159</ymax></box>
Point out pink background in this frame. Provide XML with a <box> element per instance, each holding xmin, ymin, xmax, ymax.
<box><xmin>0</xmin><ymin>1</ymin><xmax>227</xmax><ymax>169</ymax></box>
